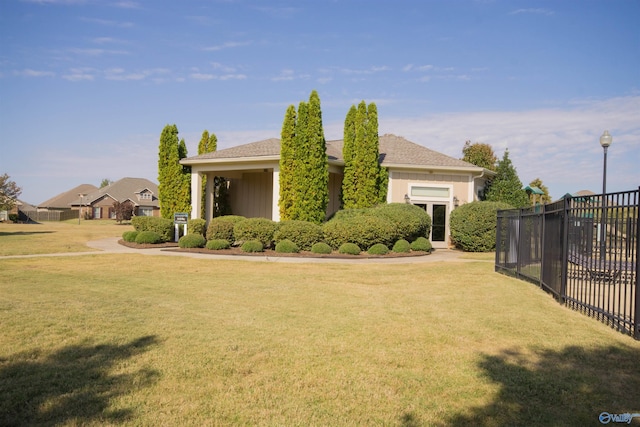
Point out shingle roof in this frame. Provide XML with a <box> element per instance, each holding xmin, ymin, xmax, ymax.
<box><xmin>38</xmin><ymin>183</ymin><xmax>99</xmax><ymax>208</ymax></box>
<box><xmin>70</xmin><ymin>177</ymin><xmax>159</xmax><ymax>207</ymax></box>
<box><xmin>183</xmin><ymin>134</ymin><xmax>481</xmax><ymax>170</ymax></box>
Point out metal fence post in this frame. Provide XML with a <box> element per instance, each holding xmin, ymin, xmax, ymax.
<box><xmin>560</xmin><ymin>196</ymin><xmax>570</xmax><ymax>305</ymax></box>
<box><xmin>634</xmin><ymin>187</ymin><xmax>640</xmax><ymax>340</ymax></box>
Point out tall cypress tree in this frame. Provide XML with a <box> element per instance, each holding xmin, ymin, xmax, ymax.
<box><xmin>198</xmin><ymin>130</ymin><xmax>218</xmax><ymax>218</ymax></box>
<box><xmin>158</xmin><ymin>124</ymin><xmax>179</xmax><ymax>219</ymax></box>
<box><xmin>279</xmin><ymin>105</ymin><xmax>297</xmax><ymax>220</ymax></box>
<box><xmin>302</xmin><ymin>90</ymin><xmax>329</xmax><ymax>224</ymax></box>
<box><xmin>289</xmin><ymin>100</ymin><xmax>309</xmax><ymax>221</ymax></box>
<box><xmin>176</xmin><ymin>138</ymin><xmax>191</xmax><ymax>215</ymax></box>
<box><xmin>485</xmin><ymin>149</ymin><xmax>529</xmax><ymax>208</ymax></box>
<box><xmin>341</xmin><ymin>105</ymin><xmax>357</xmax><ymax>209</ymax></box>
<box><xmin>342</xmin><ymin>101</ymin><xmax>382</xmax><ymax>209</ymax></box>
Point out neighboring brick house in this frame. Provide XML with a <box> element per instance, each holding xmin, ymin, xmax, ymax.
<box><xmin>181</xmin><ymin>134</ymin><xmax>494</xmax><ymax>248</ymax></box>
<box><xmin>69</xmin><ymin>177</ymin><xmax>160</xmax><ymax>219</ymax></box>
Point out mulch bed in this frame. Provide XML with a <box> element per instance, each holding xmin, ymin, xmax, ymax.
<box><xmin>118</xmin><ymin>240</ymin><xmax>430</xmax><ymax>259</ymax></box>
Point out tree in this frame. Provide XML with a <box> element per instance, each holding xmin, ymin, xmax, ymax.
<box><xmin>528</xmin><ymin>178</ymin><xmax>552</xmax><ymax>205</ymax></box>
<box><xmin>278</xmin><ymin>105</ymin><xmax>297</xmax><ymax>220</ymax></box>
<box><xmin>278</xmin><ymin>91</ymin><xmax>329</xmax><ymax>224</ymax></box>
<box><xmin>485</xmin><ymin>149</ymin><xmax>529</xmax><ymax>208</ymax></box>
<box><xmin>100</xmin><ymin>178</ymin><xmax>113</xmax><ymax>188</ymax></box>
<box><xmin>198</xmin><ymin>130</ymin><xmax>216</xmax><ymax>218</ymax></box>
<box><xmin>0</xmin><ymin>173</ymin><xmax>22</xmax><ymax>211</ymax></box>
<box><xmin>112</xmin><ymin>200</ymin><xmax>134</xmax><ymax>223</ymax></box>
<box><xmin>341</xmin><ymin>101</ymin><xmax>385</xmax><ymax>209</ymax></box>
<box><xmin>158</xmin><ymin>124</ymin><xmax>191</xmax><ymax>219</ymax></box>
<box><xmin>462</xmin><ymin>141</ymin><xmax>497</xmax><ymax>171</ymax></box>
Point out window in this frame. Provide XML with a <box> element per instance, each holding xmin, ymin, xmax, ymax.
<box><xmin>410</xmin><ymin>186</ymin><xmax>450</xmax><ymax>198</ymax></box>
<box><xmin>138</xmin><ymin>207</ymin><xmax>153</xmax><ymax>217</ymax></box>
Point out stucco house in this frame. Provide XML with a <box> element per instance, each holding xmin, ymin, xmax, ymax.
<box><xmin>69</xmin><ymin>177</ymin><xmax>160</xmax><ymax>219</ymax></box>
<box><xmin>182</xmin><ymin>134</ymin><xmax>493</xmax><ymax>248</ymax></box>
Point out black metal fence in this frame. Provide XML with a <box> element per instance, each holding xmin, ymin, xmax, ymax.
<box><xmin>496</xmin><ymin>188</ymin><xmax>639</xmax><ymax>339</ymax></box>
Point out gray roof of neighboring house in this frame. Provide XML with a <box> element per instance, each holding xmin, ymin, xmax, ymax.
<box><xmin>38</xmin><ymin>183</ymin><xmax>99</xmax><ymax>209</ymax></box>
<box><xmin>182</xmin><ymin>134</ymin><xmax>484</xmax><ymax>171</ymax></box>
<box><xmin>69</xmin><ymin>177</ymin><xmax>159</xmax><ymax>207</ymax></box>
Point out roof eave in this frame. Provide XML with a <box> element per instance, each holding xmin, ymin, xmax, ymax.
<box><xmin>181</xmin><ymin>155</ymin><xmax>280</xmax><ymax>166</ymax></box>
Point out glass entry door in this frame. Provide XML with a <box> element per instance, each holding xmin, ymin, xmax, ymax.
<box><xmin>414</xmin><ymin>203</ymin><xmax>449</xmax><ymax>248</ymax></box>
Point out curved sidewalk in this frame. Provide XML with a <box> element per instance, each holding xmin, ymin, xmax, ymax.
<box><xmin>2</xmin><ymin>237</ymin><xmax>472</xmax><ymax>264</ymax></box>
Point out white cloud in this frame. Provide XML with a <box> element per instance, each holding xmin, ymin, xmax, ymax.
<box><xmin>202</xmin><ymin>41</ymin><xmax>251</xmax><ymax>51</ymax></box>
<box><xmin>79</xmin><ymin>17</ymin><xmax>134</xmax><ymax>28</ymax></box>
<box><xmin>509</xmin><ymin>8</ymin><xmax>555</xmax><ymax>16</ymax></box>
<box><xmin>15</xmin><ymin>69</ymin><xmax>55</xmax><ymax>77</ymax></box>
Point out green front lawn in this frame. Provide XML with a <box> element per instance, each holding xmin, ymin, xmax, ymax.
<box><xmin>1</xmin><ymin>252</ymin><xmax>638</xmax><ymax>426</ymax></box>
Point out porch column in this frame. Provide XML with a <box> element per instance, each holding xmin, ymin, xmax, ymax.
<box><xmin>272</xmin><ymin>166</ymin><xmax>280</xmax><ymax>222</ymax></box>
<box><xmin>205</xmin><ymin>173</ymin><xmax>214</xmax><ymax>222</ymax></box>
<box><xmin>190</xmin><ymin>170</ymin><xmax>202</xmax><ymax>220</ymax></box>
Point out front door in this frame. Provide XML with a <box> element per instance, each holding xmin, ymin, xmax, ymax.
<box><xmin>414</xmin><ymin>203</ymin><xmax>449</xmax><ymax>249</ymax></box>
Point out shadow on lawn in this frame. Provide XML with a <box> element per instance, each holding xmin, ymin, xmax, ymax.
<box><xmin>0</xmin><ymin>230</ymin><xmax>54</xmax><ymax>237</ymax></box>
<box><xmin>0</xmin><ymin>335</ymin><xmax>160</xmax><ymax>426</ymax></box>
<box><xmin>438</xmin><ymin>344</ymin><xmax>640</xmax><ymax>427</ymax></box>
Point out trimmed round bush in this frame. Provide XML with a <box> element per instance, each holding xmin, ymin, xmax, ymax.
<box><xmin>311</xmin><ymin>242</ymin><xmax>333</xmax><ymax>254</ymax></box>
<box><xmin>206</xmin><ymin>239</ymin><xmax>231</xmax><ymax>250</ymax></box>
<box><xmin>369</xmin><ymin>203</ymin><xmax>432</xmax><ymax>242</ymax></box>
<box><xmin>206</xmin><ymin>215</ymin><xmax>246</xmax><ymax>243</ymax></box>
<box><xmin>338</xmin><ymin>242</ymin><xmax>361</xmax><ymax>255</ymax></box>
<box><xmin>241</xmin><ymin>239</ymin><xmax>264</xmax><ymax>253</ymax></box>
<box><xmin>410</xmin><ymin>236</ymin><xmax>432</xmax><ymax>252</ymax></box>
<box><xmin>122</xmin><ymin>230</ymin><xmax>138</xmax><ymax>242</ymax></box>
<box><xmin>135</xmin><ymin>230</ymin><xmax>162</xmax><ymax>244</ymax></box>
<box><xmin>368</xmin><ymin>243</ymin><xmax>389</xmax><ymax>255</ymax></box>
<box><xmin>131</xmin><ymin>216</ymin><xmax>173</xmax><ymax>242</ymax></box>
<box><xmin>178</xmin><ymin>233</ymin><xmax>206</xmax><ymax>248</ymax></box>
<box><xmin>449</xmin><ymin>201</ymin><xmax>513</xmax><ymax>252</ymax></box>
<box><xmin>323</xmin><ymin>215</ymin><xmax>395</xmax><ymax>250</ymax></box>
<box><xmin>187</xmin><ymin>218</ymin><xmax>207</xmax><ymax>237</ymax></box>
<box><xmin>392</xmin><ymin>239</ymin><xmax>411</xmax><ymax>253</ymax></box>
<box><xmin>234</xmin><ymin>218</ymin><xmax>278</xmax><ymax>248</ymax></box>
<box><xmin>274</xmin><ymin>220</ymin><xmax>323</xmax><ymax>251</ymax></box>
<box><xmin>275</xmin><ymin>239</ymin><xmax>300</xmax><ymax>253</ymax></box>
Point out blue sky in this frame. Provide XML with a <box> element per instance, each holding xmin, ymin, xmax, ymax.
<box><xmin>1</xmin><ymin>0</ymin><xmax>638</xmax><ymax>205</ymax></box>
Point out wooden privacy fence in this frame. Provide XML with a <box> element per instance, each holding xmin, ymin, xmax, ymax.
<box><xmin>495</xmin><ymin>188</ymin><xmax>639</xmax><ymax>339</ymax></box>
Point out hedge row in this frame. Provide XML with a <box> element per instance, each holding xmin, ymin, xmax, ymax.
<box><xmin>128</xmin><ymin>204</ymin><xmax>435</xmax><ymax>253</ymax></box>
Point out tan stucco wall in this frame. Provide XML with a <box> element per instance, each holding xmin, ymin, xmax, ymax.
<box><xmin>389</xmin><ymin>171</ymin><xmax>472</xmax><ymax>204</ymax></box>
<box><xmin>327</xmin><ymin>172</ymin><xmax>343</xmax><ymax>218</ymax></box>
<box><xmin>228</xmin><ymin>171</ymin><xmax>273</xmax><ymax>219</ymax></box>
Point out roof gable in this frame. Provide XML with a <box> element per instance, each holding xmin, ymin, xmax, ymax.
<box><xmin>38</xmin><ymin>183</ymin><xmax>99</xmax><ymax>208</ymax></box>
<box><xmin>71</xmin><ymin>178</ymin><xmax>159</xmax><ymax>207</ymax></box>
<box><xmin>183</xmin><ymin>134</ymin><xmax>482</xmax><ymax>171</ymax></box>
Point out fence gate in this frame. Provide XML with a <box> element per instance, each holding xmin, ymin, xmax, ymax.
<box><xmin>496</xmin><ymin>188</ymin><xmax>640</xmax><ymax>340</ymax></box>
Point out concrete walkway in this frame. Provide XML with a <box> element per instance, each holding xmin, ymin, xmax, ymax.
<box><xmin>2</xmin><ymin>237</ymin><xmax>473</xmax><ymax>264</ymax></box>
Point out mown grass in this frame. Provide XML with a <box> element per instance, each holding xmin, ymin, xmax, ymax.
<box><xmin>0</xmin><ymin>220</ymin><xmax>130</xmax><ymax>255</ymax></box>
<box><xmin>1</xmin><ymin>247</ymin><xmax>639</xmax><ymax>425</ymax></box>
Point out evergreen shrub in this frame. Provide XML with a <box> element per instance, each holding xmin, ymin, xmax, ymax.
<box><xmin>311</xmin><ymin>242</ymin><xmax>332</xmax><ymax>254</ymax></box>
<box><xmin>234</xmin><ymin>218</ymin><xmax>278</xmax><ymax>248</ymax></box>
<box><xmin>206</xmin><ymin>239</ymin><xmax>231</xmax><ymax>250</ymax></box>
<box><xmin>122</xmin><ymin>230</ymin><xmax>138</xmax><ymax>242</ymax></box>
<box><xmin>367</xmin><ymin>243</ymin><xmax>389</xmax><ymax>255</ymax></box>
<box><xmin>206</xmin><ymin>215</ymin><xmax>246</xmax><ymax>243</ymax></box>
<box><xmin>323</xmin><ymin>215</ymin><xmax>395</xmax><ymax>249</ymax></box>
<box><xmin>275</xmin><ymin>239</ymin><xmax>299</xmax><ymax>253</ymax></box>
<box><xmin>241</xmin><ymin>239</ymin><xmax>264</xmax><ymax>253</ymax></box>
<box><xmin>131</xmin><ymin>216</ymin><xmax>173</xmax><ymax>242</ymax></box>
<box><xmin>274</xmin><ymin>220</ymin><xmax>323</xmax><ymax>251</ymax></box>
<box><xmin>178</xmin><ymin>233</ymin><xmax>206</xmax><ymax>248</ymax></box>
<box><xmin>392</xmin><ymin>239</ymin><xmax>411</xmax><ymax>253</ymax></box>
<box><xmin>449</xmin><ymin>201</ymin><xmax>513</xmax><ymax>252</ymax></box>
<box><xmin>410</xmin><ymin>237</ymin><xmax>432</xmax><ymax>252</ymax></box>
<box><xmin>338</xmin><ymin>242</ymin><xmax>361</xmax><ymax>255</ymax></box>
<box><xmin>369</xmin><ymin>203</ymin><xmax>432</xmax><ymax>242</ymax></box>
<box><xmin>187</xmin><ymin>218</ymin><xmax>207</xmax><ymax>237</ymax></box>
<box><xmin>135</xmin><ymin>231</ymin><xmax>163</xmax><ymax>244</ymax></box>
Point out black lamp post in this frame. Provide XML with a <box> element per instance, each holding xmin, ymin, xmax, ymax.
<box><xmin>599</xmin><ymin>130</ymin><xmax>612</xmax><ymax>261</ymax></box>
